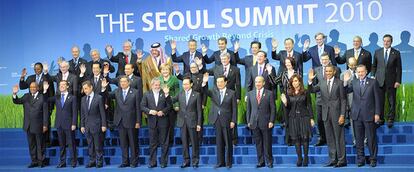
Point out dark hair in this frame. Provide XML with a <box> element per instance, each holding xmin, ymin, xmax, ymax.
<box><xmin>188</xmin><ymin>39</ymin><xmax>197</xmax><ymax>44</ymax></box>
<box><xmin>59</xmin><ymin>80</ymin><xmax>69</xmax><ymax>86</ymax></box>
<box><xmin>216</xmin><ymin>75</ymin><xmax>228</xmax><ymax>82</ymax></box>
<box><xmin>257</xmin><ymin>50</ymin><xmax>267</xmax><ymax>57</ymax></box>
<box><xmin>218</xmin><ymin>37</ymin><xmax>227</xmax><ymax>44</ymax></box>
<box><xmin>285</xmin><ymin>56</ymin><xmax>296</xmax><ymax>69</ymax></box>
<box><xmin>92</xmin><ymin>61</ymin><xmax>102</xmax><ymax>69</ymax></box>
<box><xmin>356</xmin><ymin>64</ymin><xmax>367</xmax><ymax>71</ymax></box>
<box><xmin>250</xmin><ymin>41</ymin><xmax>261</xmax><ymax>49</ymax></box>
<box><xmin>82</xmin><ymin>80</ymin><xmax>93</xmax><ymax>88</ymax></box>
<box><xmin>34</xmin><ymin>62</ymin><xmax>43</xmax><ymax>69</ymax></box>
<box><xmin>119</xmin><ymin>75</ymin><xmax>130</xmax><ymax>83</ymax></box>
<box><xmin>383</xmin><ymin>34</ymin><xmax>393</xmax><ymax>43</ymax></box>
<box><xmin>182</xmin><ymin>76</ymin><xmax>193</xmax><ymax>84</ymax></box>
<box><xmin>287</xmin><ymin>74</ymin><xmax>305</xmax><ymax>96</ymax></box>
<box><xmin>284</xmin><ymin>38</ymin><xmax>294</xmax><ymax>44</ymax></box>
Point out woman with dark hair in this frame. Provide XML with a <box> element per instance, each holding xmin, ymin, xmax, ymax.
<box><xmin>268</xmin><ymin>56</ymin><xmax>301</xmax><ymax>145</ymax></box>
<box><xmin>280</xmin><ymin>74</ymin><xmax>314</xmax><ymax>167</ymax></box>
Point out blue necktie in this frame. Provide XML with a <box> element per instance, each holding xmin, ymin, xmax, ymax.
<box><xmin>123</xmin><ymin>90</ymin><xmax>127</xmax><ymax>101</ymax></box>
<box><xmin>87</xmin><ymin>96</ymin><xmax>91</xmax><ymax>110</ymax></box>
<box><xmin>36</xmin><ymin>75</ymin><xmax>40</xmax><ymax>84</ymax></box>
<box><xmin>61</xmin><ymin>94</ymin><xmax>65</xmax><ymax>108</ymax></box>
<box><xmin>384</xmin><ymin>49</ymin><xmax>389</xmax><ymax>64</ymax></box>
<box><xmin>259</xmin><ymin>66</ymin><xmax>263</xmax><ymax>76</ymax></box>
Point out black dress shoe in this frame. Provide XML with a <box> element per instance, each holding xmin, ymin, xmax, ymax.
<box><xmin>315</xmin><ymin>141</ymin><xmax>326</xmax><ymax>146</ymax></box>
<box><xmin>56</xmin><ymin>163</ymin><xmax>66</xmax><ymax>168</ymax></box>
<box><xmin>118</xmin><ymin>163</ymin><xmax>129</xmax><ymax>168</ymax></box>
<box><xmin>267</xmin><ymin>164</ymin><xmax>273</xmax><ymax>168</ymax></box>
<box><xmin>226</xmin><ymin>165</ymin><xmax>232</xmax><ymax>169</ymax></box>
<box><xmin>303</xmin><ymin>156</ymin><xmax>309</xmax><ymax>167</ymax></box>
<box><xmin>130</xmin><ymin>164</ymin><xmax>138</xmax><ymax>168</ymax></box>
<box><xmin>193</xmin><ymin>164</ymin><xmax>199</xmax><ymax>168</ymax></box>
<box><xmin>256</xmin><ymin>163</ymin><xmax>265</xmax><ymax>168</ymax></box>
<box><xmin>387</xmin><ymin>120</ymin><xmax>394</xmax><ymax>128</ymax></box>
<box><xmin>160</xmin><ymin>164</ymin><xmax>167</xmax><ymax>168</ymax></box>
<box><xmin>214</xmin><ymin>164</ymin><xmax>225</xmax><ymax>168</ymax></box>
<box><xmin>324</xmin><ymin>162</ymin><xmax>337</xmax><ymax>167</ymax></box>
<box><xmin>370</xmin><ymin>161</ymin><xmax>377</xmax><ymax>167</ymax></box>
<box><xmin>357</xmin><ymin>163</ymin><xmax>365</xmax><ymax>167</ymax></box>
<box><xmin>27</xmin><ymin>163</ymin><xmax>38</xmax><ymax>168</ymax></box>
<box><xmin>96</xmin><ymin>164</ymin><xmax>103</xmax><ymax>168</ymax></box>
<box><xmin>334</xmin><ymin>163</ymin><xmax>347</xmax><ymax>168</ymax></box>
<box><xmin>71</xmin><ymin>164</ymin><xmax>77</xmax><ymax>168</ymax></box>
<box><xmin>39</xmin><ymin>163</ymin><xmax>46</xmax><ymax>168</ymax></box>
<box><xmin>85</xmin><ymin>163</ymin><xmax>96</xmax><ymax>168</ymax></box>
<box><xmin>180</xmin><ymin>163</ymin><xmax>190</xmax><ymax>168</ymax></box>
<box><xmin>148</xmin><ymin>164</ymin><xmax>157</xmax><ymax>168</ymax></box>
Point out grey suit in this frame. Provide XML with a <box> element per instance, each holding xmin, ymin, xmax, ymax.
<box><xmin>246</xmin><ymin>89</ymin><xmax>275</xmax><ymax>165</ymax></box>
<box><xmin>172</xmin><ymin>90</ymin><xmax>202</xmax><ymax>165</ymax></box>
<box><xmin>309</xmin><ymin>77</ymin><xmax>347</xmax><ymax>164</ymax></box>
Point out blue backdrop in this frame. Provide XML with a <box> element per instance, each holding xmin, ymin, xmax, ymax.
<box><xmin>1</xmin><ymin>0</ymin><xmax>414</xmax><ymax>94</ymax></box>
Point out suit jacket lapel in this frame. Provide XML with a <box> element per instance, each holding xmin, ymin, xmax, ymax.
<box><xmin>361</xmin><ymin>79</ymin><xmax>369</xmax><ymax>96</ymax></box>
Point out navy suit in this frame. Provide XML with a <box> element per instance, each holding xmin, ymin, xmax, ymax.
<box><xmin>49</xmin><ymin>94</ymin><xmax>78</xmax><ymax>165</ymax></box>
<box><xmin>107</xmin><ymin>88</ymin><xmax>141</xmax><ymax>166</ymax></box>
<box><xmin>172</xmin><ymin>51</ymin><xmax>206</xmax><ymax>74</ymax></box>
<box><xmin>13</xmin><ymin>93</ymin><xmax>49</xmax><ymax>165</ymax></box>
<box><xmin>203</xmin><ymin>49</ymin><xmax>238</xmax><ymax>66</ymax></box>
<box><xmin>206</xmin><ymin>88</ymin><xmax>237</xmax><ymax>166</ymax></box>
<box><xmin>346</xmin><ymin>77</ymin><xmax>381</xmax><ymax>164</ymax></box>
<box><xmin>80</xmin><ymin>94</ymin><xmax>107</xmax><ymax>165</ymax></box>
<box><xmin>303</xmin><ymin>44</ymin><xmax>337</xmax><ymax>68</ymax></box>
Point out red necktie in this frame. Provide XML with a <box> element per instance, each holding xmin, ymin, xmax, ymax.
<box><xmin>256</xmin><ymin>89</ymin><xmax>261</xmax><ymax>104</ymax></box>
<box><xmin>125</xmin><ymin>55</ymin><xmax>129</xmax><ymax>64</ymax></box>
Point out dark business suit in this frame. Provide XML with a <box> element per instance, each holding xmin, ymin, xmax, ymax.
<box><xmin>336</xmin><ymin>48</ymin><xmax>372</xmax><ymax>74</ymax></box>
<box><xmin>107</xmin><ymin>88</ymin><xmax>141</xmax><ymax>166</ymax></box>
<box><xmin>372</xmin><ymin>47</ymin><xmax>402</xmax><ymax>122</ymax></box>
<box><xmin>12</xmin><ymin>93</ymin><xmax>49</xmax><ymax>166</ymax></box>
<box><xmin>205</xmin><ymin>65</ymin><xmax>241</xmax><ymax>100</ymax></box>
<box><xmin>19</xmin><ymin>73</ymin><xmax>55</xmax><ymax>145</ymax></box>
<box><xmin>246</xmin><ymin>63</ymin><xmax>277</xmax><ymax>94</ymax></box>
<box><xmin>172</xmin><ymin>51</ymin><xmax>206</xmax><ymax>74</ymax></box>
<box><xmin>203</xmin><ymin>49</ymin><xmax>238</xmax><ymax>66</ymax></box>
<box><xmin>49</xmin><ymin>93</ymin><xmax>78</xmax><ymax>166</ymax></box>
<box><xmin>106</xmin><ymin>75</ymin><xmax>143</xmax><ymax>92</ymax></box>
<box><xmin>236</xmin><ymin>54</ymin><xmax>269</xmax><ymax>85</ymax></box>
<box><xmin>86</xmin><ymin>59</ymin><xmax>115</xmax><ymax>77</ymax></box>
<box><xmin>109</xmin><ymin>52</ymin><xmax>140</xmax><ymax>77</ymax></box>
<box><xmin>303</xmin><ymin>44</ymin><xmax>338</xmax><ymax>68</ymax></box>
<box><xmin>177</xmin><ymin>72</ymin><xmax>208</xmax><ymax>143</ymax></box>
<box><xmin>309</xmin><ymin>77</ymin><xmax>347</xmax><ymax>164</ymax></box>
<box><xmin>80</xmin><ymin>94</ymin><xmax>107</xmax><ymax>166</ymax></box>
<box><xmin>50</xmin><ymin>72</ymin><xmax>79</xmax><ymax>96</ymax></box>
<box><xmin>312</xmin><ymin>66</ymin><xmax>341</xmax><ymax>144</ymax></box>
<box><xmin>345</xmin><ymin>77</ymin><xmax>381</xmax><ymax>164</ymax></box>
<box><xmin>141</xmin><ymin>90</ymin><xmax>172</xmax><ymax>166</ymax></box>
<box><xmin>68</xmin><ymin>57</ymin><xmax>88</xmax><ymax>76</ymax></box>
<box><xmin>246</xmin><ymin>89</ymin><xmax>275</xmax><ymax>165</ymax></box>
<box><xmin>272</xmin><ymin>50</ymin><xmax>304</xmax><ymax>77</ymax></box>
<box><xmin>206</xmin><ymin>88</ymin><xmax>237</xmax><ymax>167</ymax></box>
<box><xmin>172</xmin><ymin>90</ymin><xmax>202</xmax><ymax>165</ymax></box>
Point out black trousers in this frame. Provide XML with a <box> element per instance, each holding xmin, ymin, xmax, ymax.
<box><xmin>168</xmin><ymin>110</ymin><xmax>177</xmax><ymax>144</ymax></box>
<box><xmin>149</xmin><ymin>126</ymin><xmax>169</xmax><ymax>166</ymax></box>
<box><xmin>379</xmin><ymin>86</ymin><xmax>397</xmax><ymax>121</ymax></box>
<box><xmin>181</xmin><ymin>122</ymin><xmax>199</xmax><ymax>165</ymax></box>
<box><xmin>316</xmin><ymin>104</ymin><xmax>326</xmax><ymax>142</ymax></box>
<box><xmin>214</xmin><ymin>122</ymin><xmax>233</xmax><ymax>166</ymax></box>
<box><xmin>26</xmin><ymin>131</ymin><xmax>45</xmax><ymax>165</ymax></box>
<box><xmin>353</xmin><ymin>119</ymin><xmax>378</xmax><ymax>164</ymax></box>
<box><xmin>252</xmin><ymin>127</ymin><xmax>273</xmax><ymax>165</ymax></box>
<box><xmin>85</xmin><ymin>130</ymin><xmax>104</xmax><ymax>165</ymax></box>
<box><xmin>118</xmin><ymin>125</ymin><xmax>138</xmax><ymax>166</ymax></box>
<box><xmin>57</xmin><ymin>128</ymin><xmax>77</xmax><ymax>165</ymax></box>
